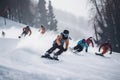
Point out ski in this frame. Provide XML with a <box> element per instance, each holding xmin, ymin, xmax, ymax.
<box><xmin>69</xmin><ymin>47</ymin><xmax>79</xmax><ymax>54</ymax></box>
<box><xmin>41</xmin><ymin>55</ymin><xmax>59</xmax><ymax>61</ymax></box>
<box><xmin>95</xmin><ymin>53</ymin><xmax>104</xmax><ymax>57</ymax></box>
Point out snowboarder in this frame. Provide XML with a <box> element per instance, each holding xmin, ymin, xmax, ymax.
<box><xmin>38</xmin><ymin>25</ymin><xmax>46</xmax><ymax>34</ymax></box>
<box><xmin>19</xmin><ymin>26</ymin><xmax>32</xmax><ymax>38</ymax></box>
<box><xmin>96</xmin><ymin>41</ymin><xmax>112</xmax><ymax>56</ymax></box>
<box><xmin>41</xmin><ymin>30</ymin><xmax>70</xmax><ymax>60</ymax></box>
<box><xmin>86</xmin><ymin>37</ymin><xmax>94</xmax><ymax>47</ymax></box>
<box><xmin>1</xmin><ymin>31</ymin><xmax>5</xmax><ymax>37</ymax></box>
<box><xmin>71</xmin><ymin>39</ymin><xmax>88</xmax><ymax>53</ymax></box>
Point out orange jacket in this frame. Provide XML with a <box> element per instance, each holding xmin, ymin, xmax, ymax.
<box><xmin>56</xmin><ymin>34</ymin><xmax>69</xmax><ymax>49</ymax></box>
<box><xmin>23</xmin><ymin>27</ymin><xmax>32</xmax><ymax>36</ymax></box>
<box><xmin>99</xmin><ymin>43</ymin><xmax>112</xmax><ymax>54</ymax></box>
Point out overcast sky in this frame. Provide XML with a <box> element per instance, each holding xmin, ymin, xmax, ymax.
<box><xmin>32</xmin><ymin>0</ymin><xmax>90</xmax><ymax>18</ymax></box>
<box><xmin>50</xmin><ymin>0</ymin><xmax>89</xmax><ymax>18</ymax></box>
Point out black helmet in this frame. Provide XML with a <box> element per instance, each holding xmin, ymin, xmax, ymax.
<box><xmin>26</xmin><ymin>26</ymin><xmax>29</xmax><ymax>28</ymax></box>
<box><xmin>82</xmin><ymin>39</ymin><xmax>86</xmax><ymax>43</ymax></box>
<box><xmin>63</xmin><ymin>30</ymin><xmax>69</xmax><ymax>34</ymax></box>
<box><xmin>89</xmin><ymin>37</ymin><xmax>93</xmax><ymax>41</ymax></box>
<box><xmin>89</xmin><ymin>37</ymin><xmax>92</xmax><ymax>39</ymax></box>
<box><xmin>62</xmin><ymin>30</ymin><xmax>69</xmax><ymax>38</ymax></box>
<box><xmin>41</xmin><ymin>25</ymin><xmax>44</xmax><ymax>28</ymax></box>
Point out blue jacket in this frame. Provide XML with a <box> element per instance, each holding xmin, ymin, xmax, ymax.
<box><xmin>77</xmin><ymin>40</ymin><xmax>88</xmax><ymax>50</ymax></box>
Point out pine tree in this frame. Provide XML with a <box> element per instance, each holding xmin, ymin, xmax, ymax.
<box><xmin>19</xmin><ymin>0</ymin><xmax>34</xmax><ymax>26</ymax></box>
<box><xmin>0</xmin><ymin>0</ymin><xmax>35</xmax><ymax>26</ymax></box>
<box><xmin>38</xmin><ymin>0</ymin><xmax>48</xmax><ymax>28</ymax></box>
<box><xmin>0</xmin><ymin>0</ymin><xmax>9</xmax><ymax>18</ymax></box>
<box><xmin>48</xmin><ymin>0</ymin><xmax>57</xmax><ymax>31</ymax></box>
<box><xmin>90</xmin><ymin>0</ymin><xmax>120</xmax><ymax>52</ymax></box>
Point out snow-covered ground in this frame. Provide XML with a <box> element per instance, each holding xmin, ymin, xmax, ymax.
<box><xmin>0</xmin><ymin>17</ymin><xmax>120</xmax><ymax>80</ymax></box>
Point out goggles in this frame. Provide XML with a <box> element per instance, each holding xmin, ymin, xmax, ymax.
<box><xmin>63</xmin><ymin>33</ymin><xmax>69</xmax><ymax>37</ymax></box>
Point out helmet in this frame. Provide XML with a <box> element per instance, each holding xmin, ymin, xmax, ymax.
<box><xmin>26</xmin><ymin>26</ymin><xmax>29</xmax><ymax>28</ymax></box>
<box><xmin>41</xmin><ymin>25</ymin><xmax>44</xmax><ymax>28</ymax></box>
<box><xmin>82</xmin><ymin>39</ymin><xmax>86</xmax><ymax>43</ymax></box>
<box><xmin>63</xmin><ymin>30</ymin><xmax>69</xmax><ymax>37</ymax></box>
<box><xmin>89</xmin><ymin>37</ymin><xmax>92</xmax><ymax>39</ymax></box>
<box><xmin>63</xmin><ymin>30</ymin><xmax>69</xmax><ymax>34</ymax></box>
<box><xmin>89</xmin><ymin>37</ymin><xmax>93</xmax><ymax>41</ymax></box>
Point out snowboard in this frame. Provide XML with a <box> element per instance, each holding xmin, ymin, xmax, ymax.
<box><xmin>41</xmin><ymin>55</ymin><xmax>59</xmax><ymax>61</ymax></box>
<box><xmin>95</xmin><ymin>52</ymin><xmax>104</xmax><ymax>57</ymax></box>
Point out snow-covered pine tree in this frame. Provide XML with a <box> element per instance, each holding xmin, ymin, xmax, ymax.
<box><xmin>38</xmin><ymin>0</ymin><xmax>48</xmax><ymax>28</ymax></box>
<box><xmin>47</xmin><ymin>0</ymin><xmax>57</xmax><ymax>31</ymax></box>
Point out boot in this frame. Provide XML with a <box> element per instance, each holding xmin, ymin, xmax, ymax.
<box><xmin>53</xmin><ymin>55</ymin><xmax>59</xmax><ymax>60</ymax></box>
<box><xmin>41</xmin><ymin>52</ymin><xmax>50</xmax><ymax>58</ymax></box>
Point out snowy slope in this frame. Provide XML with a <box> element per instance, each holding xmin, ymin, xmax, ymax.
<box><xmin>0</xmin><ymin>17</ymin><xmax>25</xmax><ymax>29</ymax></box>
<box><xmin>0</xmin><ymin>17</ymin><xmax>25</xmax><ymax>39</ymax></box>
<box><xmin>0</xmin><ymin>35</ymin><xmax>120</xmax><ymax>80</ymax></box>
<box><xmin>0</xmin><ymin>17</ymin><xmax>120</xmax><ymax>80</ymax></box>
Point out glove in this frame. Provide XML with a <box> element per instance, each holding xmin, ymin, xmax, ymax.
<box><xmin>85</xmin><ymin>49</ymin><xmax>88</xmax><ymax>52</ymax></box>
<box><xmin>110</xmin><ymin>52</ymin><xmax>112</xmax><ymax>55</ymax></box>
<box><xmin>64</xmin><ymin>48</ymin><xmax>67</xmax><ymax>51</ymax></box>
<box><xmin>99</xmin><ymin>48</ymin><xmax>100</xmax><ymax>52</ymax></box>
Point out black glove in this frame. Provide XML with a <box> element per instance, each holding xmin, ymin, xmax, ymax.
<box><xmin>110</xmin><ymin>52</ymin><xmax>112</xmax><ymax>55</ymax></box>
<box><xmin>99</xmin><ymin>48</ymin><xmax>100</xmax><ymax>52</ymax></box>
<box><xmin>64</xmin><ymin>48</ymin><xmax>67</xmax><ymax>51</ymax></box>
<box><xmin>85</xmin><ymin>49</ymin><xmax>88</xmax><ymax>52</ymax></box>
